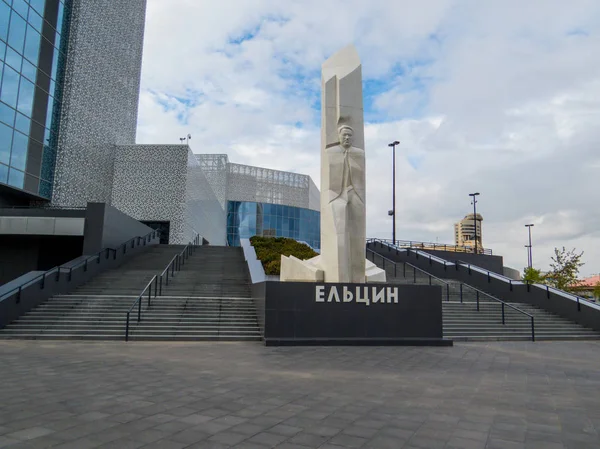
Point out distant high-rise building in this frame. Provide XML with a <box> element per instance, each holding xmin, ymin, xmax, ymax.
<box><xmin>454</xmin><ymin>213</ymin><xmax>483</xmax><ymax>253</ymax></box>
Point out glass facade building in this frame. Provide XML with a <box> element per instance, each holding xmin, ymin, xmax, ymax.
<box><xmin>0</xmin><ymin>0</ymin><xmax>68</xmax><ymax>198</ymax></box>
<box><xmin>227</xmin><ymin>201</ymin><xmax>320</xmax><ymax>250</ymax></box>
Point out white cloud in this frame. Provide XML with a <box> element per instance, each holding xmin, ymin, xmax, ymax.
<box><xmin>137</xmin><ymin>0</ymin><xmax>600</xmax><ymax>277</ymax></box>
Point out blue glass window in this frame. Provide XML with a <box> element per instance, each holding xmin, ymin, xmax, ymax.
<box><xmin>14</xmin><ymin>112</ymin><xmax>29</xmax><ymax>134</ymax></box>
<box><xmin>57</xmin><ymin>2</ymin><xmax>64</xmax><ymax>33</ymax></box>
<box><xmin>8</xmin><ymin>166</ymin><xmax>24</xmax><ymax>188</ymax></box>
<box><xmin>227</xmin><ymin>201</ymin><xmax>320</xmax><ymax>249</ymax></box>
<box><xmin>12</xmin><ymin>1</ymin><xmax>29</xmax><ymax>19</ymax></box>
<box><xmin>0</xmin><ymin>101</ymin><xmax>16</xmax><ymax>127</ymax></box>
<box><xmin>0</xmin><ymin>65</ymin><xmax>19</xmax><ymax>107</ymax></box>
<box><xmin>10</xmin><ymin>129</ymin><xmax>28</xmax><ymax>170</ymax></box>
<box><xmin>45</xmin><ymin>96</ymin><xmax>54</xmax><ymax>128</ymax></box>
<box><xmin>8</xmin><ymin>11</ymin><xmax>26</xmax><ymax>53</ymax></box>
<box><xmin>17</xmin><ymin>75</ymin><xmax>34</xmax><ymax>116</ymax></box>
<box><xmin>0</xmin><ymin>40</ymin><xmax>6</xmax><ymax>61</ymax></box>
<box><xmin>27</xmin><ymin>8</ymin><xmax>43</xmax><ymax>33</ymax></box>
<box><xmin>0</xmin><ymin>162</ymin><xmax>8</xmax><ymax>183</ymax></box>
<box><xmin>29</xmin><ymin>0</ymin><xmax>46</xmax><ymax>17</ymax></box>
<box><xmin>0</xmin><ymin>121</ymin><xmax>13</xmax><ymax>164</ymax></box>
<box><xmin>21</xmin><ymin>57</ymin><xmax>36</xmax><ymax>81</ymax></box>
<box><xmin>50</xmin><ymin>46</ymin><xmax>58</xmax><ymax>79</ymax></box>
<box><xmin>23</xmin><ymin>25</ymin><xmax>40</xmax><ymax>64</ymax></box>
<box><xmin>0</xmin><ymin>2</ymin><xmax>11</xmax><ymax>42</ymax></box>
<box><xmin>5</xmin><ymin>45</ymin><xmax>22</xmax><ymax>71</ymax></box>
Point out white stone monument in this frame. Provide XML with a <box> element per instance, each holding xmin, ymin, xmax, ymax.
<box><xmin>280</xmin><ymin>45</ymin><xmax>386</xmax><ymax>283</ymax></box>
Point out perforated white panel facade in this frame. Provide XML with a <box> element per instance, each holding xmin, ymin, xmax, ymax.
<box><xmin>51</xmin><ymin>0</ymin><xmax>147</xmax><ymax>207</ymax></box>
<box><xmin>111</xmin><ymin>146</ymin><xmax>224</xmax><ymax>245</ymax></box>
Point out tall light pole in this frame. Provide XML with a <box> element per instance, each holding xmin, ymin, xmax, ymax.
<box><xmin>179</xmin><ymin>134</ymin><xmax>192</xmax><ymax>145</ymax></box>
<box><xmin>388</xmin><ymin>141</ymin><xmax>400</xmax><ymax>245</ymax></box>
<box><xmin>525</xmin><ymin>224</ymin><xmax>534</xmax><ymax>268</ymax></box>
<box><xmin>468</xmin><ymin>192</ymin><xmax>480</xmax><ymax>254</ymax></box>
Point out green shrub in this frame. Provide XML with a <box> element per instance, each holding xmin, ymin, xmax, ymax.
<box><xmin>250</xmin><ymin>236</ymin><xmax>318</xmax><ymax>275</ymax></box>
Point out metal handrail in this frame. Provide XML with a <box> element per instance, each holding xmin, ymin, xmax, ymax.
<box><xmin>374</xmin><ymin>237</ymin><xmax>493</xmax><ymax>255</ymax></box>
<box><xmin>367</xmin><ymin>249</ymin><xmax>451</xmax><ymax>302</ymax></box>
<box><xmin>367</xmin><ymin>241</ymin><xmax>536</xmax><ymax>341</ymax></box>
<box><xmin>0</xmin><ymin>229</ymin><xmax>160</xmax><ymax>303</ymax></box>
<box><xmin>157</xmin><ymin>233</ymin><xmax>201</xmax><ymax>296</ymax></box>
<box><xmin>125</xmin><ymin>275</ymin><xmax>157</xmax><ymax>342</ymax></box>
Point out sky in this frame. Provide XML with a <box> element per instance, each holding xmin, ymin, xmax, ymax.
<box><xmin>136</xmin><ymin>0</ymin><xmax>600</xmax><ymax>278</ymax></box>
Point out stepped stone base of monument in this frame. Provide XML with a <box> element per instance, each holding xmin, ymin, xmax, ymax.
<box><xmin>280</xmin><ymin>254</ymin><xmax>386</xmax><ymax>283</ymax></box>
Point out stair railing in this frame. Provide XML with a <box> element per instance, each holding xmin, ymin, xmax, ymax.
<box><xmin>123</xmin><ymin>233</ymin><xmax>201</xmax><ymax>341</ymax></box>
<box><xmin>374</xmin><ymin>237</ymin><xmax>493</xmax><ymax>255</ymax></box>
<box><xmin>157</xmin><ymin>233</ymin><xmax>201</xmax><ymax>295</ymax></box>
<box><xmin>125</xmin><ymin>275</ymin><xmax>157</xmax><ymax>342</ymax></box>
<box><xmin>369</xmin><ymin>237</ymin><xmax>599</xmax><ymax>318</ymax></box>
<box><xmin>367</xmin><ymin>249</ymin><xmax>451</xmax><ymax>301</ymax></box>
<box><xmin>0</xmin><ymin>229</ymin><xmax>161</xmax><ymax>305</ymax></box>
<box><xmin>367</xmin><ymin>244</ymin><xmax>536</xmax><ymax>341</ymax></box>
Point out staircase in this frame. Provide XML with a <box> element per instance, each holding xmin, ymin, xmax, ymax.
<box><xmin>373</xmin><ymin>254</ymin><xmax>600</xmax><ymax>341</ymax></box>
<box><xmin>0</xmin><ymin>245</ymin><xmax>260</xmax><ymax>341</ymax></box>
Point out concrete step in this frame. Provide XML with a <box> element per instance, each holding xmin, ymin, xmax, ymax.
<box><xmin>0</xmin><ymin>334</ymin><xmax>262</xmax><ymax>342</ymax></box>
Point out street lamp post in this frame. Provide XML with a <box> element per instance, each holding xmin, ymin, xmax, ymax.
<box><xmin>468</xmin><ymin>192</ymin><xmax>480</xmax><ymax>254</ymax></box>
<box><xmin>525</xmin><ymin>224</ymin><xmax>534</xmax><ymax>268</ymax></box>
<box><xmin>179</xmin><ymin>134</ymin><xmax>192</xmax><ymax>145</ymax></box>
<box><xmin>387</xmin><ymin>141</ymin><xmax>400</xmax><ymax>245</ymax></box>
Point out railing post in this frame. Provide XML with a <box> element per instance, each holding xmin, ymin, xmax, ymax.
<box><xmin>84</xmin><ymin>259</ymin><xmax>88</xmax><ymax>272</ymax></box>
<box><xmin>148</xmin><ymin>284</ymin><xmax>151</xmax><ymax>308</ymax></box>
<box><xmin>125</xmin><ymin>312</ymin><xmax>130</xmax><ymax>341</ymax></box>
<box><xmin>577</xmin><ymin>297</ymin><xmax>581</xmax><ymax>312</ymax></box>
<box><xmin>155</xmin><ymin>276</ymin><xmax>158</xmax><ymax>298</ymax></box>
<box><xmin>413</xmin><ymin>267</ymin><xmax>416</xmax><ymax>283</ymax></box>
<box><xmin>460</xmin><ymin>284</ymin><xmax>463</xmax><ymax>303</ymax></box>
<box><xmin>403</xmin><ymin>263</ymin><xmax>406</xmax><ymax>278</ymax></box>
<box><xmin>501</xmin><ymin>303</ymin><xmax>505</xmax><ymax>324</ymax></box>
<box><xmin>468</xmin><ymin>264</ymin><xmax>471</xmax><ymax>275</ymax></box>
<box><xmin>531</xmin><ymin>317</ymin><xmax>535</xmax><ymax>341</ymax></box>
<box><xmin>429</xmin><ymin>255</ymin><xmax>432</xmax><ymax>265</ymax></box>
<box><xmin>137</xmin><ymin>298</ymin><xmax>141</xmax><ymax>322</ymax></box>
<box><xmin>446</xmin><ymin>284</ymin><xmax>449</xmax><ymax>302</ymax></box>
<box><xmin>166</xmin><ymin>270</ymin><xmax>169</xmax><ymax>286</ymax></box>
<box><xmin>429</xmin><ymin>275</ymin><xmax>432</xmax><ymax>286</ymax></box>
<box><xmin>546</xmin><ymin>285</ymin><xmax>550</xmax><ymax>298</ymax></box>
<box><xmin>527</xmin><ymin>281</ymin><xmax>530</xmax><ymax>292</ymax></box>
<box><xmin>159</xmin><ymin>276</ymin><xmax>163</xmax><ymax>295</ymax></box>
<box><xmin>487</xmin><ymin>271</ymin><xmax>490</xmax><ymax>283</ymax></box>
<box><xmin>509</xmin><ymin>280</ymin><xmax>513</xmax><ymax>291</ymax></box>
<box><xmin>40</xmin><ymin>274</ymin><xmax>45</xmax><ymax>290</ymax></box>
<box><xmin>476</xmin><ymin>291</ymin><xmax>480</xmax><ymax>311</ymax></box>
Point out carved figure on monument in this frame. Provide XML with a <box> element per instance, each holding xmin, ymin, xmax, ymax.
<box><xmin>325</xmin><ymin>124</ymin><xmax>366</xmax><ymax>282</ymax></box>
<box><xmin>280</xmin><ymin>45</ymin><xmax>386</xmax><ymax>284</ymax></box>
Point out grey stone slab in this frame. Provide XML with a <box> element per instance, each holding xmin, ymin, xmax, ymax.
<box><xmin>208</xmin><ymin>431</ymin><xmax>249</xmax><ymax>445</ymax></box>
<box><xmin>327</xmin><ymin>433</ymin><xmax>369</xmax><ymax>448</ymax></box>
<box><xmin>247</xmin><ymin>431</ymin><xmax>289</xmax><ymax>446</ymax></box>
<box><xmin>5</xmin><ymin>427</ymin><xmax>54</xmax><ymax>440</ymax></box>
<box><xmin>287</xmin><ymin>432</ymin><xmax>330</xmax><ymax>447</ymax></box>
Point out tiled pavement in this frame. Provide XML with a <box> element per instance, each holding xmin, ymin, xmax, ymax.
<box><xmin>0</xmin><ymin>341</ymin><xmax>599</xmax><ymax>449</ymax></box>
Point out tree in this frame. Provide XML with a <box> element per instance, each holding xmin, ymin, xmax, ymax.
<box><xmin>522</xmin><ymin>267</ymin><xmax>546</xmax><ymax>285</ymax></box>
<box><xmin>544</xmin><ymin>247</ymin><xmax>585</xmax><ymax>292</ymax></box>
<box><xmin>594</xmin><ymin>282</ymin><xmax>600</xmax><ymax>300</ymax></box>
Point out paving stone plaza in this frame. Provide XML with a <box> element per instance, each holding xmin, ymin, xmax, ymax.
<box><xmin>0</xmin><ymin>341</ymin><xmax>599</xmax><ymax>449</ymax></box>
